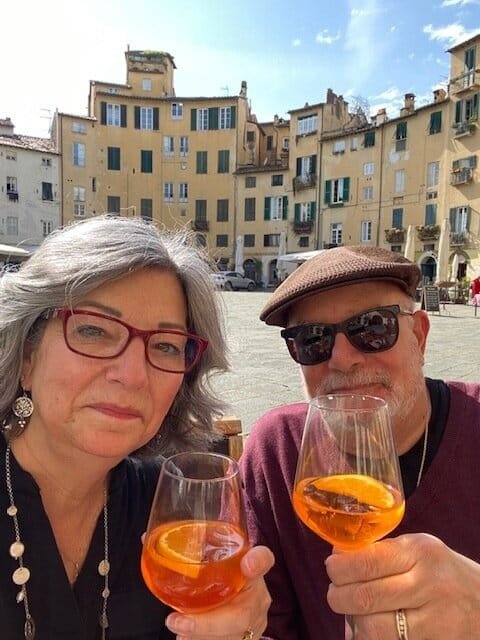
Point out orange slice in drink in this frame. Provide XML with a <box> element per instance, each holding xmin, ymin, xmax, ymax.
<box><xmin>153</xmin><ymin>521</ymin><xmax>206</xmax><ymax>579</ymax></box>
<box><xmin>311</xmin><ymin>474</ymin><xmax>395</xmax><ymax>509</ymax></box>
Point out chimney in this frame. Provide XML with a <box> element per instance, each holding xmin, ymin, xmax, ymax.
<box><xmin>433</xmin><ymin>88</ymin><xmax>446</xmax><ymax>103</ymax></box>
<box><xmin>0</xmin><ymin>117</ymin><xmax>14</xmax><ymax>136</ymax></box>
<box><xmin>374</xmin><ymin>108</ymin><xmax>388</xmax><ymax>126</ymax></box>
<box><xmin>400</xmin><ymin>93</ymin><xmax>415</xmax><ymax>116</ymax></box>
<box><xmin>239</xmin><ymin>80</ymin><xmax>247</xmax><ymax>97</ymax></box>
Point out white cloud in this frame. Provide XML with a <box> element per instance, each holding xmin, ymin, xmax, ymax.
<box><xmin>372</xmin><ymin>86</ymin><xmax>402</xmax><ymax>101</ymax></box>
<box><xmin>423</xmin><ymin>22</ymin><xmax>480</xmax><ymax>46</ymax></box>
<box><xmin>315</xmin><ymin>30</ymin><xmax>340</xmax><ymax>45</ymax></box>
<box><xmin>292</xmin><ymin>38</ymin><xmax>302</xmax><ymax>47</ymax></box>
<box><xmin>441</xmin><ymin>0</ymin><xmax>478</xmax><ymax>6</ymax></box>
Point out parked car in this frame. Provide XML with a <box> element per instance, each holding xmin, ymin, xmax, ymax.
<box><xmin>210</xmin><ymin>271</ymin><xmax>256</xmax><ymax>291</ymax></box>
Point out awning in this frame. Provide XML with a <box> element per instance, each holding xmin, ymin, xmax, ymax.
<box><xmin>0</xmin><ymin>243</ymin><xmax>30</xmax><ymax>258</ymax></box>
<box><xmin>277</xmin><ymin>249</ymin><xmax>326</xmax><ymax>263</ymax></box>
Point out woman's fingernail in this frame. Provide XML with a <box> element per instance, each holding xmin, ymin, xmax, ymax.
<box><xmin>166</xmin><ymin>614</ymin><xmax>195</xmax><ymax>634</ymax></box>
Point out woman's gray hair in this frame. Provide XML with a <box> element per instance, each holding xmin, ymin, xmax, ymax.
<box><xmin>0</xmin><ymin>215</ymin><xmax>229</xmax><ymax>454</ymax></box>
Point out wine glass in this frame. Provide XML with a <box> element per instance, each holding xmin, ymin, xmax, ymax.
<box><xmin>293</xmin><ymin>394</ymin><xmax>405</xmax><ymax>639</ymax></box>
<box><xmin>141</xmin><ymin>451</ymin><xmax>250</xmax><ymax>613</ymax></box>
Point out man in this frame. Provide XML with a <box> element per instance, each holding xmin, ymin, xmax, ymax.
<box><xmin>241</xmin><ymin>246</ymin><xmax>480</xmax><ymax>640</ymax></box>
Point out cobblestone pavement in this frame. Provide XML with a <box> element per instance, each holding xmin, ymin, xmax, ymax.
<box><xmin>212</xmin><ymin>291</ymin><xmax>480</xmax><ymax>434</ymax></box>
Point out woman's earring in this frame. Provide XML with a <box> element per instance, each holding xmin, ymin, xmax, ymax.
<box><xmin>12</xmin><ymin>391</ymin><xmax>34</xmax><ymax>430</ymax></box>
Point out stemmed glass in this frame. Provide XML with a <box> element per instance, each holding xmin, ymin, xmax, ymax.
<box><xmin>141</xmin><ymin>451</ymin><xmax>250</xmax><ymax>613</ymax></box>
<box><xmin>293</xmin><ymin>394</ymin><xmax>405</xmax><ymax>639</ymax></box>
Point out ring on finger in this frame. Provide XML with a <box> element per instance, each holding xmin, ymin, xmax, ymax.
<box><xmin>395</xmin><ymin>608</ymin><xmax>409</xmax><ymax>640</ymax></box>
<box><xmin>242</xmin><ymin>630</ymin><xmax>254</xmax><ymax>640</ymax></box>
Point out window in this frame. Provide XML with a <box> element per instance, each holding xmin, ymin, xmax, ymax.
<box><xmin>216</xmin><ymin>235</ymin><xmax>228</xmax><ymax>247</ymax></box>
<box><xmin>271</xmin><ymin>175</ymin><xmax>283</xmax><ymax>186</ymax></box>
<box><xmin>244</xmin><ymin>234</ymin><xmax>255</xmax><ymax>247</ymax></box>
<box><xmin>163</xmin><ymin>136</ymin><xmax>174</xmax><ymax>156</ymax></box>
<box><xmin>42</xmin><ymin>157</ymin><xmax>52</xmax><ymax>167</ymax></box>
<box><xmin>107</xmin><ymin>147</ymin><xmax>121</xmax><ymax>171</ymax></box>
<box><xmin>217</xmin><ymin>150</ymin><xmax>230</xmax><ymax>173</ymax></box>
<box><xmin>6</xmin><ymin>177</ymin><xmax>17</xmax><ymax>194</ymax></box>
<box><xmin>171</xmin><ymin>103</ymin><xmax>183</xmax><ymax>119</ymax></box>
<box><xmin>463</xmin><ymin>47</ymin><xmax>476</xmax><ymax>87</ymax></box>
<box><xmin>107</xmin><ymin>196</ymin><xmax>120</xmax><ymax>215</ymax></box>
<box><xmin>394</xmin><ymin>169</ymin><xmax>405</xmax><ymax>193</ymax></box>
<box><xmin>297</xmin><ymin>114</ymin><xmax>318</xmax><ymax>135</ymax></box>
<box><xmin>333</xmin><ymin>140</ymin><xmax>346</xmax><ymax>154</ymax></box>
<box><xmin>6</xmin><ymin>216</ymin><xmax>18</xmax><ymax>235</ymax></box>
<box><xmin>196</xmin><ymin>151</ymin><xmax>208</xmax><ymax>174</ymax></box>
<box><xmin>363</xmin><ymin>162</ymin><xmax>375</xmax><ymax>176</ymax></box>
<box><xmin>195</xmin><ymin>200</ymin><xmax>207</xmax><ymax>221</ymax></box>
<box><xmin>140</xmin><ymin>198</ymin><xmax>153</xmax><ymax>220</ymax></box>
<box><xmin>294</xmin><ymin>201</ymin><xmax>316</xmax><ymax>222</ymax></box>
<box><xmin>324</xmin><ymin>177</ymin><xmax>350</xmax><ymax>205</ymax></box>
<box><xmin>426</xmin><ymin>191</ymin><xmax>438</xmax><ymax>200</ymax></box>
<box><xmin>107</xmin><ymin>104</ymin><xmax>121</xmax><ymax>127</ymax></box>
<box><xmin>351</xmin><ymin>137</ymin><xmax>359</xmax><ymax>151</ymax></box>
<box><xmin>299</xmin><ymin>236</ymin><xmax>309</xmax><ymax>248</ymax></box>
<box><xmin>452</xmin><ymin>155</ymin><xmax>477</xmax><ymax>171</ymax></box>
<box><xmin>364</xmin><ymin>131</ymin><xmax>375</xmax><ymax>147</ymax></box>
<box><xmin>266</xmin><ymin>136</ymin><xmax>273</xmax><ymax>151</ymax></box>
<box><xmin>217</xmin><ymin>199</ymin><xmax>229</xmax><ymax>222</ymax></box>
<box><xmin>361</xmin><ymin>220</ymin><xmax>372</xmax><ymax>242</ymax></box>
<box><xmin>179</xmin><ymin>183</ymin><xmax>188</xmax><ymax>202</ymax></box>
<box><xmin>142</xmin><ymin>78</ymin><xmax>152</xmax><ymax>91</ymax></box>
<box><xmin>395</xmin><ymin>122</ymin><xmax>407</xmax><ymax>151</ymax></box>
<box><xmin>245</xmin><ymin>176</ymin><xmax>256</xmax><ymax>188</ymax></box>
<box><xmin>135</xmin><ymin>106</ymin><xmax>158</xmax><ymax>130</ymax></box>
<box><xmin>246</xmin><ymin>131</ymin><xmax>255</xmax><ymax>143</ymax></box>
<box><xmin>73</xmin><ymin>143</ymin><xmax>85</xmax><ymax>167</ymax></box>
<box><xmin>219</xmin><ymin>107</ymin><xmax>233</xmax><ymax>129</ymax></box>
<box><xmin>429</xmin><ymin>111</ymin><xmax>442</xmax><ymax>135</ymax></box>
<box><xmin>74</xmin><ymin>186</ymin><xmax>86</xmax><ymax>217</ymax></box>
<box><xmin>296</xmin><ymin>155</ymin><xmax>317</xmax><ymax>179</ymax></box>
<box><xmin>163</xmin><ymin>183</ymin><xmax>174</xmax><ymax>202</ymax></box>
<box><xmin>330</xmin><ymin>223</ymin><xmax>343</xmax><ymax>245</ymax></box>
<box><xmin>363</xmin><ymin>186</ymin><xmax>373</xmax><ymax>201</ymax></box>
<box><xmin>244</xmin><ymin>197</ymin><xmax>256</xmax><ymax>221</ymax></box>
<box><xmin>264</xmin><ymin>234</ymin><xmax>281</xmax><ymax>248</ymax></box>
<box><xmin>41</xmin><ymin>220</ymin><xmax>53</xmax><ymax>236</ymax></box>
<box><xmin>6</xmin><ymin>151</ymin><xmax>16</xmax><ymax>161</ymax></box>
<box><xmin>449</xmin><ymin>205</ymin><xmax>470</xmax><ymax>232</ymax></box>
<box><xmin>72</xmin><ymin>122</ymin><xmax>86</xmax><ymax>134</ymax></box>
<box><xmin>392</xmin><ymin>208</ymin><xmax>403</xmax><ymax>228</ymax></box>
<box><xmin>264</xmin><ymin>196</ymin><xmax>288</xmax><ymax>221</ymax></box>
<box><xmin>454</xmin><ymin>93</ymin><xmax>479</xmax><ymax>125</ymax></box>
<box><xmin>282</xmin><ymin>137</ymin><xmax>289</xmax><ymax>150</ymax></box>
<box><xmin>197</xmin><ymin>108</ymin><xmax>208</xmax><ymax>130</ymax></box>
<box><xmin>141</xmin><ymin>150</ymin><xmax>153</xmax><ymax>173</ymax></box>
<box><xmin>42</xmin><ymin>182</ymin><xmax>53</xmax><ymax>201</ymax></box>
<box><xmin>425</xmin><ymin>203</ymin><xmax>437</xmax><ymax>225</ymax></box>
<box><xmin>179</xmin><ymin>136</ymin><xmax>189</xmax><ymax>156</ymax></box>
<box><xmin>427</xmin><ymin>161</ymin><xmax>439</xmax><ymax>188</ymax></box>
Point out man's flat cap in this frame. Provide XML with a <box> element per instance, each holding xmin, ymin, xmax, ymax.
<box><xmin>261</xmin><ymin>245</ymin><xmax>421</xmax><ymax>327</ymax></box>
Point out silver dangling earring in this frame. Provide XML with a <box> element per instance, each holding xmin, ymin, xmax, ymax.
<box><xmin>12</xmin><ymin>391</ymin><xmax>34</xmax><ymax>430</ymax></box>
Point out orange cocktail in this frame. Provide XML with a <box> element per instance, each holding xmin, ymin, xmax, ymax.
<box><xmin>141</xmin><ymin>519</ymin><xmax>249</xmax><ymax>613</ymax></box>
<box><xmin>293</xmin><ymin>473</ymin><xmax>405</xmax><ymax>550</ymax></box>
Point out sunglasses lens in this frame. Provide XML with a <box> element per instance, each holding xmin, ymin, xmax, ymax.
<box><xmin>285</xmin><ymin>325</ymin><xmax>334</xmax><ymax>365</ymax></box>
<box><xmin>345</xmin><ymin>308</ymin><xmax>399</xmax><ymax>352</ymax></box>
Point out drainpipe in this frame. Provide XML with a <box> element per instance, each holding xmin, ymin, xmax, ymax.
<box><xmin>375</xmin><ymin>123</ymin><xmax>385</xmax><ymax>246</ymax></box>
<box><xmin>315</xmin><ymin>106</ymin><xmax>325</xmax><ymax>249</ymax></box>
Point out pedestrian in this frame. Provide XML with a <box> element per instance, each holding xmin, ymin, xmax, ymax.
<box><xmin>0</xmin><ymin>215</ymin><xmax>273</xmax><ymax>640</ymax></box>
<box><xmin>240</xmin><ymin>245</ymin><xmax>480</xmax><ymax>640</ymax></box>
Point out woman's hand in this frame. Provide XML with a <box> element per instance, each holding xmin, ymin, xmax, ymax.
<box><xmin>326</xmin><ymin>533</ymin><xmax>480</xmax><ymax>639</ymax></box>
<box><xmin>165</xmin><ymin>545</ymin><xmax>274</xmax><ymax>639</ymax></box>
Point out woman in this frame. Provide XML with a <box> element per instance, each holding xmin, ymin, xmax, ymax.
<box><xmin>0</xmin><ymin>216</ymin><xmax>273</xmax><ymax>640</ymax></box>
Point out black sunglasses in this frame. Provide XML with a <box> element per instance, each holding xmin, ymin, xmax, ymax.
<box><xmin>280</xmin><ymin>305</ymin><xmax>413</xmax><ymax>366</ymax></box>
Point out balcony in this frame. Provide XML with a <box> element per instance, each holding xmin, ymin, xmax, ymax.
<box><xmin>450</xmin><ymin>168</ymin><xmax>474</xmax><ymax>186</ymax></box>
<box><xmin>293</xmin><ymin>174</ymin><xmax>316</xmax><ymax>193</ymax></box>
<box><xmin>384</xmin><ymin>228</ymin><xmax>405</xmax><ymax>243</ymax></box>
<box><xmin>416</xmin><ymin>224</ymin><xmax>440</xmax><ymax>241</ymax></box>
<box><xmin>7</xmin><ymin>191</ymin><xmax>18</xmax><ymax>202</ymax></box>
<box><xmin>292</xmin><ymin>220</ymin><xmax>314</xmax><ymax>234</ymax></box>
<box><xmin>450</xmin><ymin>231</ymin><xmax>469</xmax><ymax>246</ymax></box>
<box><xmin>453</xmin><ymin>121</ymin><xmax>476</xmax><ymax>137</ymax></box>
<box><xmin>192</xmin><ymin>219</ymin><xmax>209</xmax><ymax>232</ymax></box>
<box><xmin>449</xmin><ymin>69</ymin><xmax>480</xmax><ymax>95</ymax></box>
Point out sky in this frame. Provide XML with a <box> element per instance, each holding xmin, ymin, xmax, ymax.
<box><xmin>2</xmin><ymin>0</ymin><xmax>480</xmax><ymax>138</ymax></box>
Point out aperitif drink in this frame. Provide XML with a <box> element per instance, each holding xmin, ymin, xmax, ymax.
<box><xmin>293</xmin><ymin>473</ymin><xmax>405</xmax><ymax>550</ymax></box>
<box><xmin>141</xmin><ymin>519</ymin><xmax>249</xmax><ymax>613</ymax></box>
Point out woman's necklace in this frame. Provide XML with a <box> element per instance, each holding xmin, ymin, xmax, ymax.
<box><xmin>5</xmin><ymin>443</ymin><xmax>111</xmax><ymax>640</ymax></box>
<box><xmin>416</xmin><ymin>419</ymin><xmax>429</xmax><ymax>488</ymax></box>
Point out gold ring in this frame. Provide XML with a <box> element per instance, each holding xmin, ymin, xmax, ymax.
<box><xmin>242</xmin><ymin>630</ymin><xmax>254</xmax><ymax>640</ymax></box>
<box><xmin>395</xmin><ymin>609</ymin><xmax>409</xmax><ymax>640</ymax></box>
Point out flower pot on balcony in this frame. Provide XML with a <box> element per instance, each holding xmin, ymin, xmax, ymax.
<box><xmin>384</xmin><ymin>228</ymin><xmax>405</xmax><ymax>243</ymax></box>
<box><xmin>416</xmin><ymin>224</ymin><xmax>440</xmax><ymax>241</ymax></box>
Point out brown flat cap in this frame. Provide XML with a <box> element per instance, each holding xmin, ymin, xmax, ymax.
<box><xmin>261</xmin><ymin>245</ymin><xmax>421</xmax><ymax>326</ymax></box>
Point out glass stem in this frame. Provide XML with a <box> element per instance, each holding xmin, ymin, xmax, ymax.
<box><xmin>346</xmin><ymin>613</ymin><xmax>357</xmax><ymax>639</ymax></box>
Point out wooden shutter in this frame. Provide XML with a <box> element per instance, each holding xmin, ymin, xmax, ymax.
<box><xmin>467</xmin><ymin>206</ymin><xmax>471</xmax><ymax>230</ymax></box>
<box><xmin>296</xmin><ymin>157</ymin><xmax>302</xmax><ymax>177</ymax></box>
<box><xmin>455</xmin><ymin>101</ymin><xmax>462</xmax><ymax>123</ymax></box>
<box><xmin>473</xmin><ymin>93</ymin><xmax>479</xmax><ymax>118</ymax></box>
<box><xmin>324</xmin><ymin>180</ymin><xmax>332</xmax><ymax>204</ymax></box>
<box><xmin>120</xmin><ymin>105</ymin><xmax>127</xmax><ymax>128</ymax></box>
<box><xmin>191</xmin><ymin>108</ymin><xmax>197</xmax><ymax>131</ymax></box>
<box><xmin>294</xmin><ymin>203</ymin><xmax>301</xmax><ymax>221</ymax></box>
<box><xmin>208</xmin><ymin>107</ymin><xmax>219</xmax><ymax>130</ymax></box>
<box><xmin>282</xmin><ymin>196</ymin><xmax>288</xmax><ymax>220</ymax></box>
<box><xmin>425</xmin><ymin>204</ymin><xmax>436</xmax><ymax>225</ymax></box>
<box><xmin>134</xmin><ymin>106</ymin><xmax>140</xmax><ymax>129</ymax></box>
<box><xmin>310</xmin><ymin>155</ymin><xmax>317</xmax><ymax>175</ymax></box>
<box><xmin>153</xmin><ymin>108</ymin><xmax>159</xmax><ymax>131</ymax></box>
<box><xmin>230</xmin><ymin>106</ymin><xmax>236</xmax><ymax>128</ymax></box>
<box><xmin>264</xmin><ymin>197</ymin><xmax>271</xmax><ymax>220</ymax></box>
<box><xmin>100</xmin><ymin>102</ymin><xmax>107</xmax><ymax>125</ymax></box>
<box><xmin>430</xmin><ymin>111</ymin><xmax>441</xmax><ymax>134</ymax></box>
<box><xmin>449</xmin><ymin>207</ymin><xmax>457</xmax><ymax>227</ymax></box>
<box><xmin>342</xmin><ymin>177</ymin><xmax>350</xmax><ymax>202</ymax></box>
<box><xmin>396</xmin><ymin>122</ymin><xmax>407</xmax><ymax>140</ymax></box>
<box><xmin>310</xmin><ymin>201</ymin><xmax>316</xmax><ymax>220</ymax></box>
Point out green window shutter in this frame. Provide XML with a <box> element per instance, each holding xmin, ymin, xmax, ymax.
<box><xmin>364</xmin><ymin>131</ymin><xmax>375</xmax><ymax>147</ymax></box>
<box><xmin>467</xmin><ymin>206</ymin><xmax>471</xmax><ymax>230</ymax></box>
<box><xmin>294</xmin><ymin>203</ymin><xmax>301</xmax><ymax>221</ymax></box>
<box><xmin>342</xmin><ymin>177</ymin><xmax>350</xmax><ymax>202</ymax></box>
<box><xmin>310</xmin><ymin>201</ymin><xmax>316</xmax><ymax>220</ymax></box>
<box><xmin>310</xmin><ymin>155</ymin><xmax>317</xmax><ymax>175</ymax></box>
<box><xmin>191</xmin><ymin>108</ymin><xmax>197</xmax><ymax>131</ymax></box>
<box><xmin>153</xmin><ymin>108</ymin><xmax>159</xmax><ymax>131</ymax></box>
<box><xmin>473</xmin><ymin>93</ymin><xmax>479</xmax><ymax>118</ymax></box>
<box><xmin>134</xmin><ymin>107</ymin><xmax>140</xmax><ymax>129</ymax></box>
<box><xmin>208</xmin><ymin>107</ymin><xmax>219</xmax><ymax>130</ymax></box>
<box><xmin>324</xmin><ymin>180</ymin><xmax>332</xmax><ymax>204</ymax></box>
<box><xmin>449</xmin><ymin>207</ymin><xmax>456</xmax><ymax>227</ymax></box>
<box><xmin>296</xmin><ymin>157</ymin><xmax>302</xmax><ymax>176</ymax></box>
<box><xmin>430</xmin><ymin>111</ymin><xmax>441</xmax><ymax>134</ymax></box>
<box><xmin>141</xmin><ymin>150</ymin><xmax>152</xmax><ymax>173</ymax></box>
<box><xmin>218</xmin><ymin>150</ymin><xmax>229</xmax><ymax>173</ymax></box>
<box><xmin>425</xmin><ymin>204</ymin><xmax>436</xmax><ymax>225</ymax></box>
<box><xmin>120</xmin><ymin>105</ymin><xmax>127</xmax><ymax>128</ymax></box>
<box><xmin>282</xmin><ymin>196</ymin><xmax>288</xmax><ymax>220</ymax></box>
<box><xmin>230</xmin><ymin>105</ymin><xmax>236</xmax><ymax>128</ymax></box>
<box><xmin>392</xmin><ymin>208</ymin><xmax>403</xmax><ymax>228</ymax></box>
<box><xmin>264</xmin><ymin>197</ymin><xmax>271</xmax><ymax>220</ymax></box>
<box><xmin>455</xmin><ymin>101</ymin><xmax>462</xmax><ymax>123</ymax></box>
<box><xmin>100</xmin><ymin>102</ymin><xmax>107</xmax><ymax>125</ymax></box>
<box><xmin>396</xmin><ymin>122</ymin><xmax>407</xmax><ymax>139</ymax></box>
